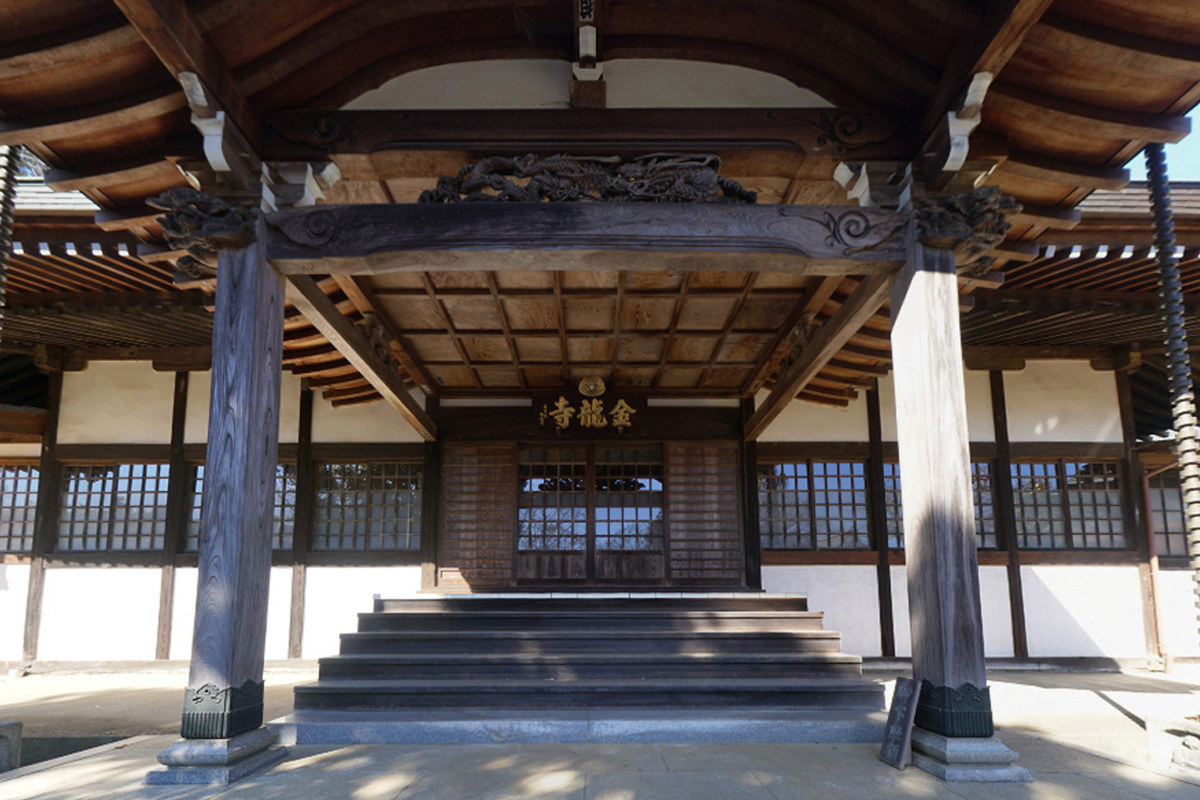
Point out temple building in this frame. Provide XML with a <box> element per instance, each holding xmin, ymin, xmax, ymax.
<box><xmin>0</xmin><ymin>0</ymin><xmax>1199</xmax><ymax>784</ymax></box>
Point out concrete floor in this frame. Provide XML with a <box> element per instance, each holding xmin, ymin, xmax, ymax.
<box><xmin>2</xmin><ymin>666</ymin><xmax>1200</xmax><ymax>799</ymax></box>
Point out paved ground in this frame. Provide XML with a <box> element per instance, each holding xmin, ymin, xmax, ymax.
<box><xmin>2</xmin><ymin>665</ymin><xmax>1200</xmax><ymax>799</ymax></box>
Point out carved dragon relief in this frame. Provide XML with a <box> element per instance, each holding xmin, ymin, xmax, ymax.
<box><xmin>148</xmin><ymin>187</ymin><xmax>259</xmax><ymax>278</ymax></box>
<box><xmin>418</xmin><ymin>153</ymin><xmax>757</xmax><ymax>204</ymax></box>
<box><xmin>913</xmin><ymin>185</ymin><xmax>1021</xmax><ymax>276</ymax></box>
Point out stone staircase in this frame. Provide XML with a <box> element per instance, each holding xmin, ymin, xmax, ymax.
<box><xmin>290</xmin><ymin>596</ymin><xmax>885</xmax><ymax>714</ymax></box>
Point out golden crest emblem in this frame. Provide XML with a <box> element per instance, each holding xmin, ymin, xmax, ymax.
<box><xmin>578</xmin><ymin>376</ymin><xmax>606</xmax><ymax>397</ymax></box>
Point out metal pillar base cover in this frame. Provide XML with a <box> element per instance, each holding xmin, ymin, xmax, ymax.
<box><xmin>914</xmin><ymin>680</ymin><xmax>994</xmax><ymax>738</ymax></box>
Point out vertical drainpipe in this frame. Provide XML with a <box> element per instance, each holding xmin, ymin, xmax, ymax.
<box><xmin>0</xmin><ymin>145</ymin><xmax>21</xmax><ymax>352</ymax></box>
<box><xmin>1145</xmin><ymin>141</ymin><xmax>1200</xmax><ymax>648</ymax></box>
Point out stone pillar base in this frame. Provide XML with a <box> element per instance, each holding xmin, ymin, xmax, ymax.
<box><xmin>910</xmin><ymin>727</ymin><xmax>1031</xmax><ymax>783</ymax></box>
<box><xmin>145</xmin><ymin>727</ymin><xmax>287</xmax><ymax>785</ymax></box>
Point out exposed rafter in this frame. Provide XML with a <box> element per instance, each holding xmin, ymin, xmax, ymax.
<box><xmin>111</xmin><ymin>0</ymin><xmax>262</xmax><ymax>153</ymax></box>
<box><xmin>284</xmin><ymin>275</ymin><xmax>437</xmax><ymax>441</ymax></box>
<box><xmin>745</xmin><ymin>274</ymin><xmax>894</xmax><ymax>440</ymax></box>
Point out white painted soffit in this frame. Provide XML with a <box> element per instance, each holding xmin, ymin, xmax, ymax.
<box><xmin>343</xmin><ymin>59</ymin><xmax>832</xmax><ymax>110</ymax></box>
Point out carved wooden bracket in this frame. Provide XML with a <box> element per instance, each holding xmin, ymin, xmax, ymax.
<box><xmin>913</xmin><ymin>186</ymin><xmax>1021</xmax><ymax>276</ymax></box>
<box><xmin>418</xmin><ymin>153</ymin><xmax>757</xmax><ymax>204</ymax></box>
<box><xmin>147</xmin><ymin>187</ymin><xmax>259</xmax><ymax>277</ymax></box>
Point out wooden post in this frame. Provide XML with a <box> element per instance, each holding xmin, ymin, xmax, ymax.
<box><xmin>891</xmin><ymin>236</ymin><xmax>991</xmax><ymax>738</ymax></box>
<box><xmin>157</xmin><ymin>371</ymin><xmax>190</xmax><ymax>660</ymax></box>
<box><xmin>180</xmin><ymin>215</ymin><xmax>284</xmax><ymax>741</ymax></box>
<box><xmin>989</xmin><ymin>371</ymin><xmax>1029</xmax><ymax>659</ymax></box>
<box><xmin>741</xmin><ymin>398</ymin><xmax>762</xmax><ymax>591</ymax></box>
<box><xmin>22</xmin><ymin>371</ymin><xmax>62</xmax><ymax>662</ymax></box>
<box><xmin>287</xmin><ymin>382</ymin><xmax>314</xmax><ymax>660</ymax></box>
<box><xmin>866</xmin><ymin>384</ymin><xmax>896</xmax><ymax>658</ymax></box>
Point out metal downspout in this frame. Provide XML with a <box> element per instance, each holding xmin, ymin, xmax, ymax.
<box><xmin>1145</xmin><ymin>141</ymin><xmax>1200</xmax><ymax>648</ymax></box>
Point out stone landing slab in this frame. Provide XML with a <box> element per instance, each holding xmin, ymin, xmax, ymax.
<box><xmin>270</xmin><ymin>709</ymin><xmax>887</xmax><ymax>745</ymax></box>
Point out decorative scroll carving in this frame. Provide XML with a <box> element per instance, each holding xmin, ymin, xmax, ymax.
<box><xmin>806</xmin><ymin>112</ymin><xmax>865</xmax><ymax>153</ymax></box>
<box><xmin>418</xmin><ymin>153</ymin><xmax>757</xmax><ymax>204</ymax></box>
<box><xmin>148</xmin><ymin>188</ymin><xmax>258</xmax><ymax>278</ymax></box>
<box><xmin>913</xmin><ymin>185</ymin><xmax>1021</xmax><ymax>276</ymax></box>
<box><xmin>819</xmin><ymin>209</ymin><xmax>873</xmax><ymax>256</ymax></box>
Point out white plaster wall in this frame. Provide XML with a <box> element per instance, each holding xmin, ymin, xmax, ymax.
<box><xmin>170</xmin><ymin>566</ymin><xmax>293</xmax><ymax>661</ymax></box>
<box><xmin>38</xmin><ymin>567</ymin><xmax>160</xmax><ymax>660</ymax></box>
<box><xmin>58</xmin><ymin>362</ymin><xmax>175</xmax><ymax>444</ymax></box>
<box><xmin>345</xmin><ymin>59</ymin><xmax>828</xmax><ymax>111</ymax></box>
<box><xmin>1003</xmin><ymin>362</ymin><xmax>1121</xmax><ymax>443</ymax></box>
<box><xmin>311</xmin><ymin>392</ymin><xmax>425</xmax><ymax>443</ymax></box>
<box><xmin>0</xmin><ymin>563</ymin><xmax>30</xmax><ymax>661</ymax></box>
<box><xmin>0</xmin><ymin>444</ymin><xmax>40</xmax><ymax>458</ymax></box>
<box><xmin>755</xmin><ymin>391</ymin><xmax>868</xmax><ymax>442</ymax></box>
<box><xmin>1022</xmin><ymin>565</ymin><xmax>1146</xmax><ymax>658</ymax></box>
<box><xmin>1155</xmin><ymin>570</ymin><xmax>1200</xmax><ymax>659</ymax></box>
<box><xmin>186</xmin><ymin>371</ymin><xmax>304</xmax><ymax>444</ymax></box>
<box><xmin>877</xmin><ymin>370</ymin><xmax>993</xmax><ymax>442</ymax></box>
<box><xmin>302</xmin><ymin>566</ymin><xmax>422</xmax><ymax>658</ymax></box>
<box><xmin>762</xmin><ymin>565</ymin><xmax>881</xmax><ymax>657</ymax></box>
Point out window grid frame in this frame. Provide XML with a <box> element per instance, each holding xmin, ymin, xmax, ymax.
<box><xmin>56</xmin><ymin>461</ymin><xmax>171</xmax><ymax>552</ymax></box>
<box><xmin>518</xmin><ymin>446</ymin><xmax>588</xmax><ymax>552</ymax></box>
<box><xmin>1147</xmin><ymin>468</ymin><xmax>1188</xmax><ymax>557</ymax></box>
<box><xmin>312</xmin><ymin>459</ymin><xmax>423</xmax><ymax>553</ymax></box>
<box><xmin>593</xmin><ymin>446</ymin><xmax>665</xmax><ymax>553</ymax></box>
<box><xmin>1009</xmin><ymin>458</ymin><xmax>1127</xmax><ymax>551</ymax></box>
<box><xmin>0</xmin><ymin>462</ymin><xmax>40</xmax><ymax>553</ymax></box>
<box><xmin>757</xmin><ymin>459</ymin><xmax>870</xmax><ymax>551</ymax></box>
<box><xmin>881</xmin><ymin>460</ymin><xmax>999</xmax><ymax>551</ymax></box>
<box><xmin>185</xmin><ymin>461</ymin><xmax>299</xmax><ymax>553</ymax></box>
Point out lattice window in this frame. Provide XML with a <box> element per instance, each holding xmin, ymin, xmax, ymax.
<box><xmin>813</xmin><ymin>461</ymin><xmax>869</xmax><ymax>548</ymax></box>
<box><xmin>58</xmin><ymin>463</ymin><xmax>170</xmax><ymax>551</ymax></box>
<box><xmin>595</xmin><ymin>446</ymin><xmax>664</xmax><ymax>551</ymax></box>
<box><xmin>1148</xmin><ymin>469</ymin><xmax>1188</xmax><ymax>557</ymax></box>
<box><xmin>1011</xmin><ymin>460</ymin><xmax>1125</xmax><ymax>549</ymax></box>
<box><xmin>757</xmin><ymin>460</ymin><xmax>868</xmax><ymax>550</ymax></box>
<box><xmin>1011</xmin><ymin>461</ymin><xmax>1066</xmax><ymax>549</ymax></box>
<box><xmin>185</xmin><ymin>462</ymin><xmax>298</xmax><ymax>552</ymax></box>
<box><xmin>972</xmin><ymin>461</ymin><xmax>998</xmax><ymax>550</ymax></box>
<box><xmin>758</xmin><ymin>461</ymin><xmax>811</xmax><ymax>549</ymax></box>
<box><xmin>834</xmin><ymin>461</ymin><xmax>998</xmax><ymax>551</ymax></box>
<box><xmin>882</xmin><ymin>462</ymin><xmax>903</xmax><ymax>549</ymax></box>
<box><xmin>312</xmin><ymin>462</ymin><xmax>422</xmax><ymax>551</ymax></box>
<box><xmin>0</xmin><ymin>463</ymin><xmax>39</xmax><ymax>553</ymax></box>
<box><xmin>518</xmin><ymin>447</ymin><xmax>587</xmax><ymax>551</ymax></box>
<box><xmin>1064</xmin><ymin>461</ymin><xmax>1125</xmax><ymax>549</ymax></box>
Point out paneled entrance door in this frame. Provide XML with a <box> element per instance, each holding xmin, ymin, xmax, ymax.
<box><xmin>516</xmin><ymin>444</ymin><xmax>666</xmax><ymax>584</ymax></box>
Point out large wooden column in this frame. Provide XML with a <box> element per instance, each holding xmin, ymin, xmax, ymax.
<box><xmin>891</xmin><ymin>209</ymin><xmax>992</xmax><ymax>739</ymax></box>
<box><xmin>182</xmin><ymin>213</ymin><xmax>283</xmax><ymax>740</ymax></box>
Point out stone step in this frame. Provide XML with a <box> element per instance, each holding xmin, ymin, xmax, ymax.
<box><xmin>355</xmin><ymin>610</ymin><xmax>826</xmax><ymax>633</ymax></box>
<box><xmin>338</xmin><ymin>629</ymin><xmax>846</xmax><ymax>656</ymax></box>
<box><xmin>317</xmin><ymin>651</ymin><xmax>864</xmax><ymax>681</ymax></box>
<box><xmin>373</xmin><ymin>597</ymin><xmax>810</xmax><ymax>613</ymax></box>
<box><xmin>292</xmin><ymin>677</ymin><xmax>886</xmax><ymax>711</ymax></box>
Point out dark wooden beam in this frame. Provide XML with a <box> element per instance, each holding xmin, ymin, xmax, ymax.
<box><xmin>988</xmin><ymin>371</ymin><xmax>1028</xmax><ymax>659</ymax></box>
<box><xmin>284</xmin><ymin>275</ymin><xmax>436</xmax><ymax>441</ymax></box>
<box><xmin>1001</xmin><ymin>149</ymin><xmax>1130</xmax><ymax>191</ymax></box>
<box><xmin>264</xmin><ymin>108</ymin><xmax>914</xmax><ymax>161</ymax></box>
<box><xmin>745</xmin><ymin>274</ymin><xmax>893</xmax><ymax>440</ymax></box>
<box><xmin>266</xmin><ymin>204</ymin><xmax>909</xmax><ymax>277</ymax></box>
<box><xmin>920</xmin><ymin>0</ymin><xmax>1055</xmax><ymax>138</ymax></box>
<box><xmin>110</xmin><ymin>0</ymin><xmax>261</xmax><ymax>152</ymax></box>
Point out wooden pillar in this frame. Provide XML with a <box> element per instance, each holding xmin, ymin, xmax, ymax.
<box><xmin>181</xmin><ymin>214</ymin><xmax>284</xmax><ymax>740</ymax></box>
<box><xmin>891</xmin><ymin>237</ymin><xmax>991</xmax><ymax>738</ymax></box>
<box><xmin>157</xmin><ymin>371</ymin><xmax>190</xmax><ymax>660</ymax></box>
<box><xmin>866</xmin><ymin>384</ymin><xmax>896</xmax><ymax>658</ymax></box>
<box><xmin>989</xmin><ymin>371</ymin><xmax>1029</xmax><ymax>659</ymax></box>
<box><xmin>22</xmin><ymin>371</ymin><xmax>62</xmax><ymax>662</ymax></box>
<box><xmin>287</xmin><ymin>382</ymin><xmax>314</xmax><ymax>660</ymax></box>
<box><xmin>741</xmin><ymin>397</ymin><xmax>762</xmax><ymax>591</ymax></box>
